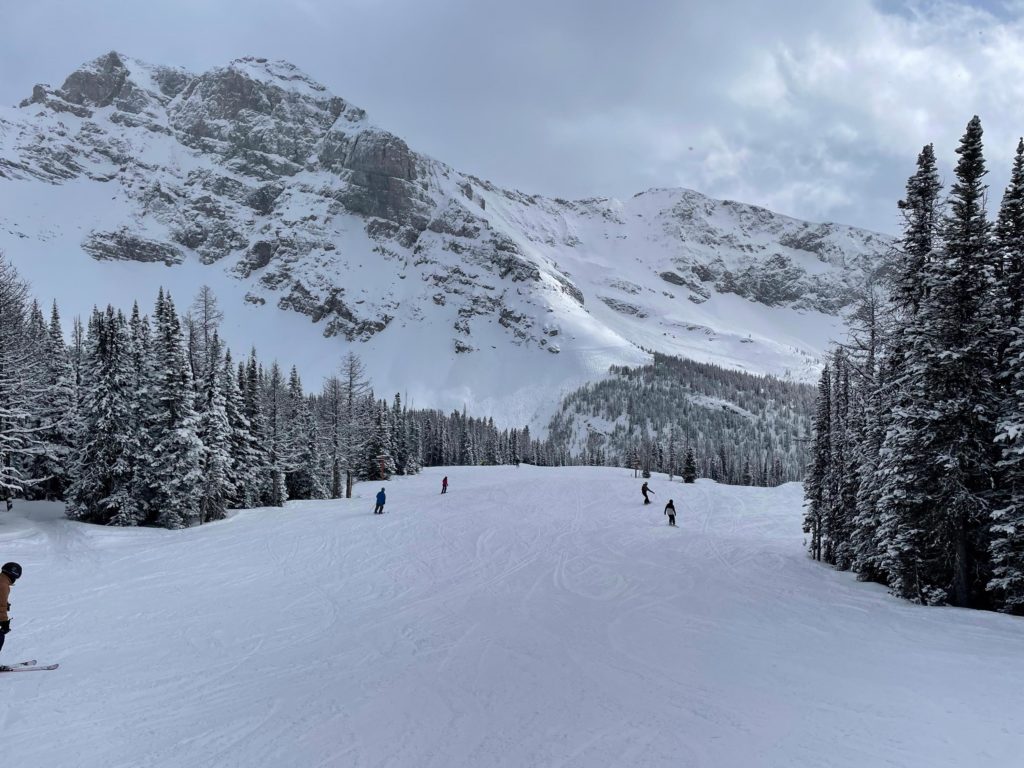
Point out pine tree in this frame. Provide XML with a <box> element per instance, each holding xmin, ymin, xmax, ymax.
<box><xmin>509</xmin><ymin>427</ymin><xmax>521</xmax><ymax>466</ymax></box>
<box><xmin>847</xmin><ymin>284</ymin><xmax>886</xmax><ymax>581</ymax></box>
<box><xmin>404</xmin><ymin>411</ymin><xmax>422</xmax><ymax>474</ymax></box>
<box><xmin>823</xmin><ymin>349</ymin><xmax>857</xmax><ymax>568</ymax></box>
<box><xmin>667</xmin><ymin>428</ymin><xmax>678</xmax><ymax>480</ymax></box>
<box><xmin>282</xmin><ymin>366</ymin><xmax>307</xmax><ymax>498</ymax></box>
<box><xmin>283</xmin><ymin>367</ymin><xmax>325</xmax><ymax>499</ymax></box>
<box><xmin>872</xmin><ymin>142</ymin><xmax>948</xmax><ymax>597</ymax></box>
<box><xmin>894</xmin><ymin>144</ymin><xmax>944</xmax><ymax>315</ymax></box>
<box><xmin>459</xmin><ymin>413</ymin><xmax>477</xmax><ymax>466</ymax></box>
<box><xmin>391</xmin><ymin>394</ymin><xmax>410</xmax><ymax>474</ymax></box>
<box><xmin>299</xmin><ymin>403</ymin><xmax>327</xmax><ymax>498</ymax></box>
<box><xmin>146</xmin><ymin>290</ymin><xmax>203</xmax><ymax>528</ymax></box>
<box><xmin>364</xmin><ymin>400</ymin><xmax>396</xmax><ymax>480</ymax></box>
<box><xmin>124</xmin><ymin>303</ymin><xmax>156</xmax><ymax>521</ymax></box>
<box><xmin>741</xmin><ymin>457</ymin><xmax>753</xmax><ymax>486</ymax></box>
<box><xmin>877</xmin><ymin>118</ymin><xmax>998</xmax><ymax>606</ymax></box>
<box><xmin>682</xmin><ymin>446</ymin><xmax>697</xmax><ymax>483</ymax></box>
<box><xmin>484</xmin><ymin>418</ymin><xmax>500</xmax><ymax>466</ymax></box>
<box><xmin>990</xmin><ymin>327</ymin><xmax>1024</xmax><ymax>612</ymax></box>
<box><xmin>264</xmin><ymin>362</ymin><xmax>289</xmax><ymax>507</ymax></box>
<box><xmin>804</xmin><ymin>364</ymin><xmax>831</xmax><ymax>561</ymax></box>
<box><xmin>32</xmin><ymin>302</ymin><xmax>78</xmax><ymax>500</ymax></box>
<box><xmin>196</xmin><ymin>334</ymin><xmax>233</xmax><ymax>522</ymax></box>
<box><xmin>994</xmin><ymin>138</ymin><xmax>1024</xmax><ymax>329</ymax></box>
<box><xmin>221</xmin><ymin>350</ymin><xmax>253</xmax><ymax>508</ymax></box>
<box><xmin>243</xmin><ymin>350</ymin><xmax>270</xmax><ymax>504</ymax></box>
<box><xmin>67</xmin><ymin>308</ymin><xmax>137</xmax><ymax>524</ymax></box>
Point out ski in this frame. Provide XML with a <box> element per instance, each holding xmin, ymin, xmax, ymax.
<box><xmin>0</xmin><ymin>662</ymin><xmax>58</xmax><ymax>673</ymax></box>
<box><xmin>0</xmin><ymin>659</ymin><xmax>37</xmax><ymax>668</ymax></box>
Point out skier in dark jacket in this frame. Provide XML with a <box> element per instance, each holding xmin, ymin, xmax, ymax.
<box><xmin>664</xmin><ymin>500</ymin><xmax>677</xmax><ymax>526</ymax></box>
<box><xmin>0</xmin><ymin>562</ymin><xmax>22</xmax><ymax>657</ymax></box>
<box><xmin>374</xmin><ymin>488</ymin><xmax>386</xmax><ymax>515</ymax></box>
<box><xmin>641</xmin><ymin>481</ymin><xmax>654</xmax><ymax>505</ymax></box>
<box><xmin>441</xmin><ymin>476</ymin><xmax>448</xmax><ymax>494</ymax></box>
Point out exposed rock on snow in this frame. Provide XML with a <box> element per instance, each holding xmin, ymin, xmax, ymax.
<box><xmin>83</xmin><ymin>229</ymin><xmax>184</xmax><ymax>265</ymax></box>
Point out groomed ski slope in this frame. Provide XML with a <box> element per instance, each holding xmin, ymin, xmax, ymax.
<box><xmin>1</xmin><ymin>466</ymin><xmax>1022</xmax><ymax>767</ymax></box>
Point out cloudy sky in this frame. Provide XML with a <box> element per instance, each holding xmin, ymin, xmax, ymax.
<box><xmin>2</xmin><ymin>0</ymin><xmax>1023</xmax><ymax>234</ymax></box>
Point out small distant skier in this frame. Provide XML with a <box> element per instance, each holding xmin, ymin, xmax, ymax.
<box><xmin>664</xmin><ymin>500</ymin><xmax>677</xmax><ymax>527</ymax></box>
<box><xmin>442</xmin><ymin>476</ymin><xmax>448</xmax><ymax>494</ymax></box>
<box><xmin>374</xmin><ymin>488</ymin><xmax>387</xmax><ymax>515</ymax></box>
<box><xmin>641</xmin><ymin>481</ymin><xmax>654</xmax><ymax>505</ymax></box>
<box><xmin>0</xmin><ymin>562</ymin><xmax>22</xmax><ymax>657</ymax></box>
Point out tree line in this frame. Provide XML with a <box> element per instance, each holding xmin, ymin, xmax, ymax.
<box><xmin>805</xmin><ymin>116</ymin><xmax>1024</xmax><ymax>614</ymax></box>
<box><xmin>0</xmin><ymin>270</ymin><xmax>542</xmax><ymax>528</ymax></box>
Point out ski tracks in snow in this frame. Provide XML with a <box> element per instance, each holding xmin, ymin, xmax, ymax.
<box><xmin>3</xmin><ymin>468</ymin><xmax>1024</xmax><ymax>768</ymax></box>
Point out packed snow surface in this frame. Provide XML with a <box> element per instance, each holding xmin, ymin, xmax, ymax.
<box><xmin>2</xmin><ymin>467</ymin><xmax>1022</xmax><ymax>767</ymax></box>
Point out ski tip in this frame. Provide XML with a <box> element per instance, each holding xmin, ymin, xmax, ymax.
<box><xmin>0</xmin><ymin>662</ymin><xmax>59</xmax><ymax>672</ymax></box>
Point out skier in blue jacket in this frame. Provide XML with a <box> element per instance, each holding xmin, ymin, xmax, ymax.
<box><xmin>374</xmin><ymin>488</ymin><xmax>386</xmax><ymax>515</ymax></box>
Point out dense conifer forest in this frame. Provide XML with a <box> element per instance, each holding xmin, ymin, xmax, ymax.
<box><xmin>805</xmin><ymin>117</ymin><xmax>1024</xmax><ymax>614</ymax></box>
<box><xmin>546</xmin><ymin>353</ymin><xmax>815</xmax><ymax>486</ymax></box>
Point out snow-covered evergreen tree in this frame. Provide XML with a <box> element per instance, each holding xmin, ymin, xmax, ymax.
<box><xmin>391</xmin><ymin>394</ymin><xmax>409</xmax><ymax>474</ymax></box>
<box><xmin>682</xmin><ymin>446</ymin><xmax>697</xmax><ymax>483</ymax></box>
<box><xmin>804</xmin><ymin>364</ymin><xmax>831</xmax><ymax>562</ymax></box>
<box><xmin>67</xmin><ymin>308</ymin><xmax>137</xmax><ymax>524</ymax></box>
<box><xmin>123</xmin><ymin>302</ymin><xmax>155</xmax><ymax>523</ymax></box>
<box><xmin>283</xmin><ymin>367</ymin><xmax>325</xmax><ymax>499</ymax></box>
<box><xmin>196</xmin><ymin>334</ymin><xmax>232</xmax><ymax>522</ymax></box>
<box><xmin>146</xmin><ymin>290</ymin><xmax>203</xmax><ymax>529</ymax></box>
<box><xmin>30</xmin><ymin>302</ymin><xmax>78</xmax><ymax>500</ymax></box>
<box><xmin>848</xmin><ymin>285</ymin><xmax>887</xmax><ymax>581</ymax></box>
<box><xmin>220</xmin><ymin>350</ymin><xmax>253</xmax><ymax>508</ymax></box>
<box><xmin>816</xmin><ymin>120</ymin><xmax>1003</xmax><ymax>606</ymax></box>
<box><xmin>824</xmin><ymin>349</ymin><xmax>857</xmax><ymax>569</ymax></box>
<box><xmin>297</xmin><ymin>403</ymin><xmax>327</xmax><ymax>499</ymax></box>
<box><xmin>363</xmin><ymin>399</ymin><xmax>397</xmax><ymax>481</ymax></box>
<box><xmin>896</xmin><ymin>116</ymin><xmax>998</xmax><ymax>606</ymax></box>
<box><xmin>994</xmin><ymin>138</ymin><xmax>1024</xmax><ymax>330</ymax></box>
<box><xmin>991</xmin><ymin>327</ymin><xmax>1024</xmax><ymax>612</ymax></box>
<box><xmin>405</xmin><ymin>411</ymin><xmax>423</xmax><ymax>474</ymax></box>
<box><xmin>243</xmin><ymin>350</ymin><xmax>271</xmax><ymax>505</ymax></box>
<box><xmin>264</xmin><ymin>362</ymin><xmax>289</xmax><ymax>507</ymax></box>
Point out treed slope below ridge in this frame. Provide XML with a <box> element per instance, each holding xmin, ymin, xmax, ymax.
<box><xmin>546</xmin><ymin>353</ymin><xmax>816</xmax><ymax>483</ymax></box>
<box><xmin>0</xmin><ymin>51</ymin><xmax>891</xmax><ymax>425</ymax></box>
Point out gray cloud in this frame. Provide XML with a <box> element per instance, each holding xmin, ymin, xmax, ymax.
<box><xmin>3</xmin><ymin>0</ymin><xmax>1024</xmax><ymax>234</ymax></box>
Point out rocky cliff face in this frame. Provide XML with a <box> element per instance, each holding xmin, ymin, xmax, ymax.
<box><xmin>0</xmin><ymin>52</ymin><xmax>891</xmax><ymax>422</ymax></box>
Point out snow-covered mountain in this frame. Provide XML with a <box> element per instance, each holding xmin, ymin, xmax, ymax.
<box><xmin>0</xmin><ymin>52</ymin><xmax>891</xmax><ymax>425</ymax></box>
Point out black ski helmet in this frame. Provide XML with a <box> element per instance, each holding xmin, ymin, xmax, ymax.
<box><xmin>1</xmin><ymin>562</ymin><xmax>21</xmax><ymax>581</ymax></box>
